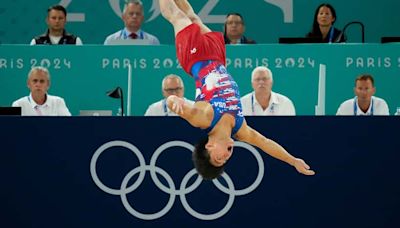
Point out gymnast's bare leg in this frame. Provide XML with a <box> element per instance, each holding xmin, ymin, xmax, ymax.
<box><xmin>159</xmin><ymin>0</ymin><xmax>211</xmax><ymax>36</ymax></box>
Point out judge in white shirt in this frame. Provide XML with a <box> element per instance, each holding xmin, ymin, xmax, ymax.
<box><xmin>104</xmin><ymin>0</ymin><xmax>159</xmax><ymax>45</ymax></box>
<box><xmin>12</xmin><ymin>66</ymin><xmax>71</xmax><ymax>116</ymax></box>
<box><xmin>145</xmin><ymin>74</ymin><xmax>194</xmax><ymax>116</ymax></box>
<box><xmin>240</xmin><ymin>66</ymin><xmax>296</xmax><ymax>116</ymax></box>
<box><xmin>336</xmin><ymin>74</ymin><xmax>389</xmax><ymax>116</ymax></box>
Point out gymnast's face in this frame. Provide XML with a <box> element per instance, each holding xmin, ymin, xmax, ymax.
<box><xmin>206</xmin><ymin>138</ymin><xmax>234</xmax><ymax>167</ymax></box>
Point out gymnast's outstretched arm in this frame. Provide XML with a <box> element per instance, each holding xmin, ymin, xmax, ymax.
<box><xmin>235</xmin><ymin>122</ymin><xmax>315</xmax><ymax>176</ymax></box>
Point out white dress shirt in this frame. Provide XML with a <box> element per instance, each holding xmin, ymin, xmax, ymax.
<box><xmin>336</xmin><ymin>96</ymin><xmax>389</xmax><ymax>116</ymax></box>
<box><xmin>144</xmin><ymin>98</ymin><xmax>194</xmax><ymax>116</ymax></box>
<box><xmin>240</xmin><ymin>91</ymin><xmax>296</xmax><ymax>116</ymax></box>
<box><xmin>12</xmin><ymin>93</ymin><xmax>71</xmax><ymax>116</ymax></box>
<box><xmin>104</xmin><ymin>28</ymin><xmax>160</xmax><ymax>45</ymax></box>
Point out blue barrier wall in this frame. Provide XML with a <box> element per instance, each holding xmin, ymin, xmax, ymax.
<box><xmin>1</xmin><ymin>117</ymin><xmax>399</xmax><ymax>227</ymax></box>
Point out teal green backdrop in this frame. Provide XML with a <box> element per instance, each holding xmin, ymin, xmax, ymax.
<box><xmin>0</xmin><ymin>44</ymin><xmax>398</xmax><ymax>115</ymax></box>
<box><xmin>0</xmin><ymin>0</ymin><xmax>399</xmax><ymax>44</ymax></box>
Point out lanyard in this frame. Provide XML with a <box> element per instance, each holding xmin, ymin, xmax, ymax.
<box><xmin>328</xmin><ymin>26</ymin><xmax>335</xmax><ymax>43</ymax></box>
<box><xmin>28</xmin><ymin>95</ymin><xmax>47</xmax><ymax>115</ymax></box>
<box><xmin>28</xmin><ymin>94</ymin><xmax>47</xmax><ymax>107</ymax></box>
<box><xmin>251</xmin><ymin>93</ymin><xmax>255</xmax><ymax>115</ymax></box>
<box><xmin>354</xmin><ymin>97</ymin><xmax>374</xmax><ymax>116</ymax></box>
<box><xmin>162</xmin><ymin>99</ymin><xmax>169</xmax><ymax>116</ymax></box>
<box><xmin>251</xmin><ymin>93</ymin><xmax>274</xmax><ymax>115</ymax></box>
<box><xmin>121</xmin><ymin>29</ymin><xmax>144</xmax><ymax>39</ymax></box>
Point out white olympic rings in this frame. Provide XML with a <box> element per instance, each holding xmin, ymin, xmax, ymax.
<box><xmin>90</xmin><ymin>140</ymin><xmax>264</xmax><ymax>220</ymax></box>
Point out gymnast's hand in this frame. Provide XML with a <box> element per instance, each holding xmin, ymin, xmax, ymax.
<box><xmin>167</xmin><ymin>95</ymin><xmax>185</xmax><ymax>114</ymax></box>
<box><xmin>293</xmin><ymin>158</ymin><xmax>315</xmax><ymax>176</ymax></box>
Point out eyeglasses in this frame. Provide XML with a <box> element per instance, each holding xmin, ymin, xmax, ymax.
<box><xmin>164</xmin><ymin>87</ymin><xmax>183</xmax><ymax>93</ymax></box>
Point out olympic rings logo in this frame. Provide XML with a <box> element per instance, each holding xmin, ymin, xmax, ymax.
<box><xmin>90</xmin><ymin>140</ymin><xmax>264</xmax><ymax>220</ymax></box>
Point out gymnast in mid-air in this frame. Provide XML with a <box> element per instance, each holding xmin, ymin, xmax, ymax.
<box><xmin>159</xmin><ymin>0</ymin><xmax>315</xmax><ymax>179</ymax></box>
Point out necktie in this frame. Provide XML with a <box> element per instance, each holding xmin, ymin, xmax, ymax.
<box><xmin>129</xmin><ymin>33</ymin><xmax>137</xmax><ymax>39</ymax></box>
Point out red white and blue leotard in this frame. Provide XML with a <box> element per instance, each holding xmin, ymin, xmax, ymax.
<box><xmin>175</xmin><ymin>23</ymin><xmax>244</xmax><ymax>136</ymax></box>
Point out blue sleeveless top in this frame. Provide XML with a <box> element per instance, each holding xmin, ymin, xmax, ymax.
<box><xmin>191</xmin><ymin>61</ymin><xmax>244</xmax><ymax>136</ymax></box>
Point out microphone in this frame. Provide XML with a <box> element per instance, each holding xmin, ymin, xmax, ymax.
<box><xmin>336</xmin><ymin>21</ymin><xmax>365</xmax><ymax>43</ymax></box>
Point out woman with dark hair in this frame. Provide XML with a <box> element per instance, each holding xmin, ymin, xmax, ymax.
<box><xmin>306</xmin><ymin>3</ymin><xmax>345</xmax><ymax>43</ymax></box>
<box><xmin>160</xmin><ymin>0</ymin><xmax>315</xmax><ymax>180</ymax></box>
<box><xmin>224</xmin><ymin>13</ymin><xmax>256</xmax><ymax>44</ymax></box>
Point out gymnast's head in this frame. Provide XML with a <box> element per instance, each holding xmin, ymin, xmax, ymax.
<box><xmin>192</xmin><ymin>136</ymin><xmax>234</xmax><ymax>179</ymax></box>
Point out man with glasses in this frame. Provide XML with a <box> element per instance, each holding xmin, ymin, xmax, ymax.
<box><xmin>104</xmin><ymin>0</ymin><xmax>159</xmax><ymax>45</ymax></box>
<box><xmin>224</xmin><ymin>13</ymin><xmax>256</xmax><ymax>44</ymax></box>
<box><xmin>145</xmin><ymin>74</ymin><xmax>194</xmax><ymax>116</ymax></box>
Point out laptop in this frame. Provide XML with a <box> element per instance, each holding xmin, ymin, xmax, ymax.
<box><xmin>79</xmin><ymin>110</ymin><xmax>113</xmax><ymax>116</ymax></box>
<box><xmin>0</xmin><ymin>107</ymin><xmax>22</xmax><ymax>116</ymax></box>
<box><xmin>381</xmin><ymin>37</ymin><xmax>400</xmax><ymax>43</ymax></box>
<box><xmin>279</xmin><ymin>37</ymin><xmax>321</xmax><ymax>44</ymax></box>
